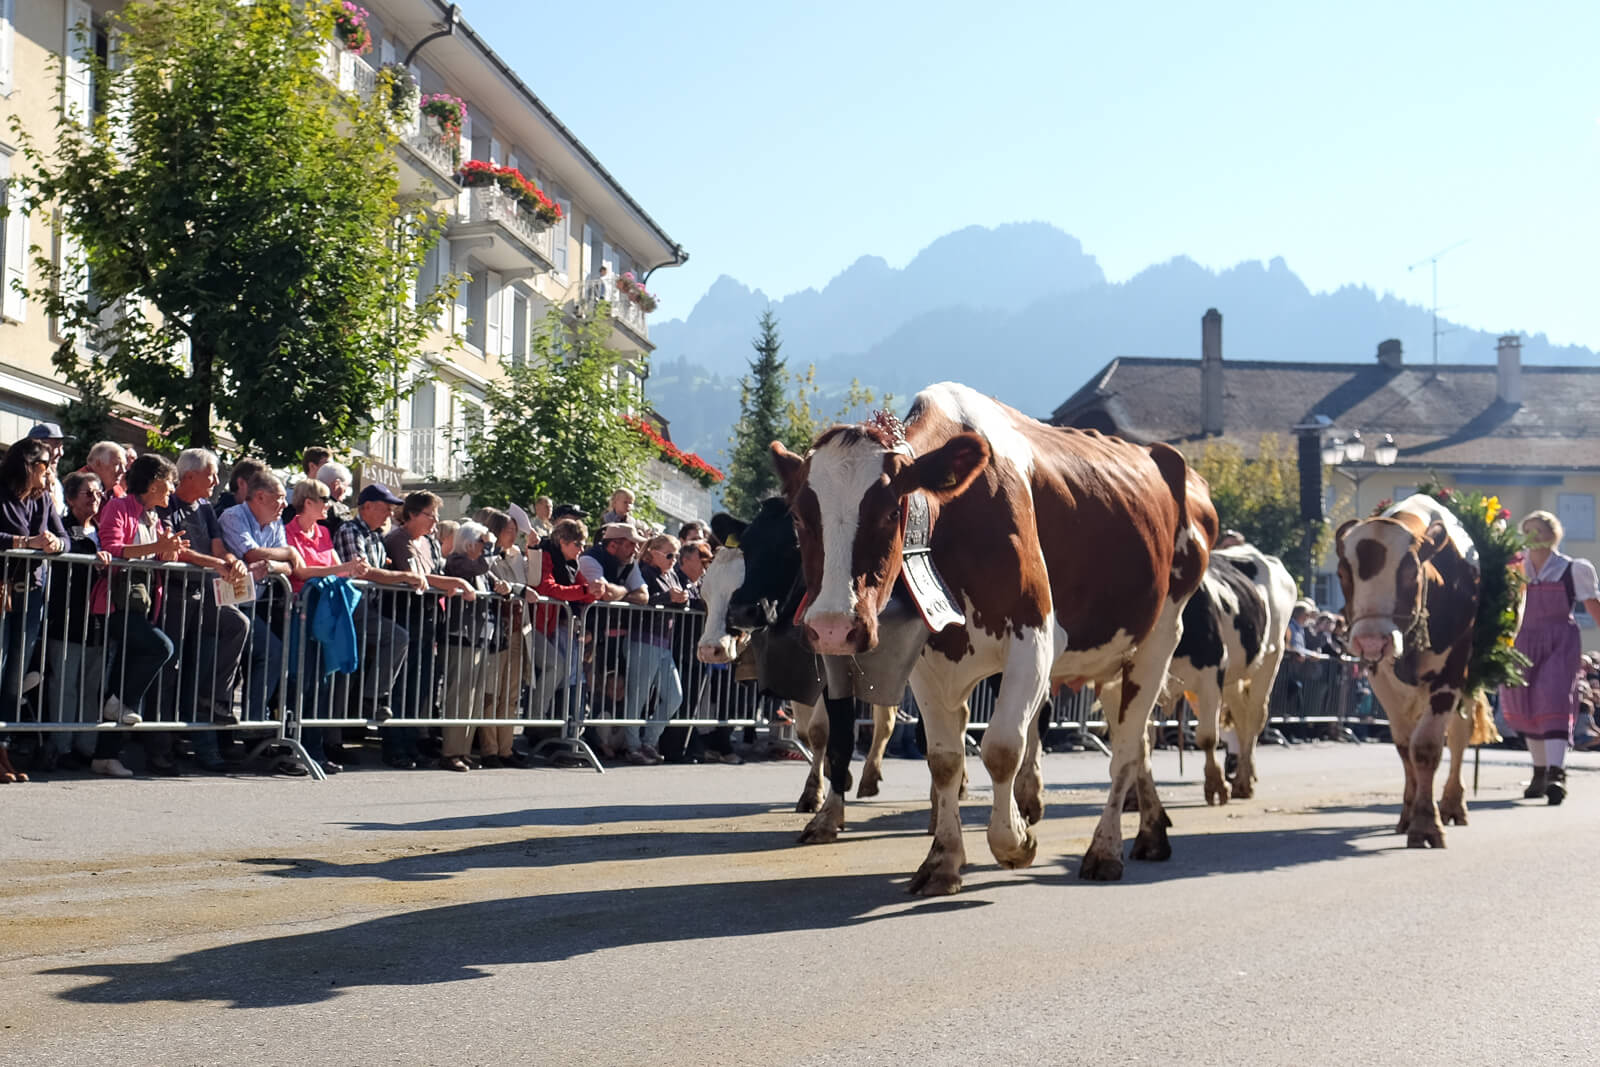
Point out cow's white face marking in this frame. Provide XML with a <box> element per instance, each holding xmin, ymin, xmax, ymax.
<box><xmin>801</xmin><ymin>436</ymin><xmax>890</xmax><ymax>623</ymax></box>
<box><xmin>1341</xmin><ymin>520</ymin><xmax>1421</xmax><ymax>660</ymax></box>
<box><xmin>696</xmin><ymin>548</ymin><xmax>747</xmax><ymax>664</ymax></box>
<box><xmin>920</xmin><ymin>382</ymin><xmax>1034</xmax><ymax>480</ymax></box>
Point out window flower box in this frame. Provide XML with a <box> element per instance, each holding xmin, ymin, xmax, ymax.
<box><xmin>335</xmin><ymin>2</ymin><xmax>373</xmax><ymax>55</ymax></box>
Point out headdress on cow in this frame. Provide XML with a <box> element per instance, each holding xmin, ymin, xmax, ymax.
<box><xmin>867</xmin><ymin>409</ymin><xmax>907</xmax><ymax>449</ymax></box>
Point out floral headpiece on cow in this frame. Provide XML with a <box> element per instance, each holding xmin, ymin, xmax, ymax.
<box><xmin>1372</xmin><ymin>478</ymin><xmax>1529</xmax><ymax>695</ymax></box>
<box><xmin>867</xmin><ymin>409</ymin><xmax>907</xmax><ymax>449</ymax></box>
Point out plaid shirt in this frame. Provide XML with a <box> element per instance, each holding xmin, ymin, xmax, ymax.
<box><xmin>334</xmin><ymin>514</ymin><xmax>388</xmax><ymax>570</ymax></box>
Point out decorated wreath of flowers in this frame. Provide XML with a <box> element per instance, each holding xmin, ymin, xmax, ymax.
<box><xmin>1372</xmin><ymin>480</ymin><xmax>1530</xmax><ymax>694</ymax></box>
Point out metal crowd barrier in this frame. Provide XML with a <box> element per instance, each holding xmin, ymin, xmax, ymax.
<box><xmin>1267</xmin><ymin>653</ymin><xmax>1363</xmax><ymax>737</ymax></box>
<box><xmin>0</xmin><ymin>548</ymin><xmax>296</xmax><ymax>767</ymax></box>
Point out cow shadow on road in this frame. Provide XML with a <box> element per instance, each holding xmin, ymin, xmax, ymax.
<box><xmin>337</xmin><ymin>802</ymin><xmax>790</xmax><ymax>833</ymax></box>
<box><xmin>41</xmin><ymin>872</ymin><xmax>1001</xmax><ymax>1010</ymax></box>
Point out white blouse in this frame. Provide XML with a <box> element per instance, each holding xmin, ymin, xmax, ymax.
<box><xmin>1525</xmin><ymin>550</ymin><xmax>1600</xmax><ymax>603</ymax></box>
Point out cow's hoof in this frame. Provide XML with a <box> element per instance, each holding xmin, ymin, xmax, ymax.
<box><xmin>908</xmin><ymin>863</ymin><xmax>962</xmax><ymax>896</ymax></box>
<box><xmin>1230</xmin><ymin>780</ymin><xmax>1254</xmax><ymax>800</ymax></box>
<box><xmin>856</xmin><ymin>767</ymin><xmax>882</xmax><ymax>799</ymax></box>
<box><xmin>1078</xmin><ymin>849</ymin><xmax>1125</xmax><ymax>882</ymax></box>
<box><xmin>1129</xmin><ymin>814</ymin><xmax>1173</xmax><ymax>862</ymax></box>
<box><xmin>1017</xmin><ymin>792</ymin><xmax>1044</xmax><ymax>826</ymax></box>
<box><xmin>1406</xmin><ymin>826</ymin><xmax>1445</xmax><ymax>849</ymax></box>
<box><xmin>798</xmin><ymin>822</ymin><xmax>839</xmax><ymax>845</ymax></box>
<box><xmin>1439</xmin><ymin>794</ymin><xmax>1468</xmax><ymax>826</ymax></box>
<box><xmin>992</xmin><ymin>829</ymin><xmax>1038</xmax><ymax>870</ymax></box>
<box><xmin>795</xmin><ymin>794</ymin><xmax>821</xmax><ymax>814</ymax></box>
<box><xmin>1204</xmin><ymin>772</ymin><xmax>1230</xmax><ymax>806</ymax></box>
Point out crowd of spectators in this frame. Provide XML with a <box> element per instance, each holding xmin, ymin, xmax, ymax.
<box><xmin>0</xmin><ymin>425</ymin><xmax>774</xmax><ymax>783</ymax></box>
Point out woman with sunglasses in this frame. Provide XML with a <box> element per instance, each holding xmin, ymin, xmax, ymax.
<box><xmin>0</xmin><ymin>439</ymin><xmax>67</xmax><ymax>782</ymax></box>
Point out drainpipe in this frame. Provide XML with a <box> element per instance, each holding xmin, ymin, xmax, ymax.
<box><xmin>642</xmin><ymin>245</ymin><xmax>690</xmax><ymax>285</ymax></box>
<box><xmin>404</xmin><ymin>4</ymin><xmax>460</xmax><ymax>66</ymax></box>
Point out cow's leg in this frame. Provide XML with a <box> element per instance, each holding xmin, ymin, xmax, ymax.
<box><xmin>1013</xmin><ymin>697</ymin><xmax>1049</xmax><ymax>826</ymax></box>
<box><xmin>1386</xmin><ymin>701</ymin><xmax>1420</xmax><ymax>834</ymax></box>
<box><xmin>1084</xmin><ymin>602</ymin><xmax>1183</xmax><ymax>879</ymax></box>
<box><xmin>909</xmin><ymin>669</ymin><xmax>972</xmax><ymax>896</ymax></box>
<box><xmin>1404</xmin><ymin>697</ymin><xmax>1452</xmax><ymax>848</ymax></box>
<box><xmin>1233</xmin><ymin>653</ymin><xmax>1281</xmax><ymax>800</ymax></box>
<box><xmin>798</xmin><ymin>696</ymin><xmax>855</xmax><ymax>844</ymax></box>
<box><xmin>1193</xmin><ymin>671</ymin><xmax>1228</xmax><ymax>806</ymax></box>
<box><xmin>1438</xmin><ymin>697</ymin><xmax>1473</xmax><ymax>827</ymax></box>
<box><xmin>857</xmin><ymin>703</ymin><xmax>894</xmax><ymax>798</ymax></box>
<box><xmin>981</xmin><ymin>632</ymin><xmax>1051</xmax><ymax>871</ymax></box>
<box><xmin>795</xmin><ymin>699</ymin><xmax>828</xmax><ymax>814</ymax></box>
<box><xmin>929</xmin><ymin>701</ymin><xmax>971</xmax><ymax>835</ymax></box>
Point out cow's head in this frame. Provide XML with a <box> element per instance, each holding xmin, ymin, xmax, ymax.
<box><xmin>723</xmin><ymin>497</ymin><xmax>802</xmax><ymax>633</ymax></box>
<box><xmin>770</xmin><ymin>423</ymin><xmax>990</xmax><ymax>654</ymax></box>
<box><xmin>1335</xmin><ymin>512</ymin><xmax>1452</xmax><ymax>665</ymax></box>
<box><xmin>695</xmin><ymin>545</ymin><xmax>748</xmax><ymax>665</ymax></box>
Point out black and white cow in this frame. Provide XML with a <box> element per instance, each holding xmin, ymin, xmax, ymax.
<box><xmin>1164</xmin><ymin>544</ymin><xmax>1296</xmax><ymax>804</ymax></box>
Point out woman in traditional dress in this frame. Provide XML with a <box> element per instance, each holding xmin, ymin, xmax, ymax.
<box><xmin>1502</xmin><ymin>510</ymin><xmax>1600</xmax><ymax>804</ymax></box>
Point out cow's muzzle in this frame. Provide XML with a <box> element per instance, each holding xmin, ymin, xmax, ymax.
<box><xmin>726</xmin><ymin>598</ymin><xmax>776</xmax><ymax>633</ymax></box>
<box><xmin>804</xmin><ymin>611</ymin><xmax>872</xmax><ymax>655</ymax></box>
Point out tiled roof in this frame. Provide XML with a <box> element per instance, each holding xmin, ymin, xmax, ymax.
<box><xmin>1050</xmin><ymin>358</ymin><xmax>1600</xmax><ymax>471</ymax></box>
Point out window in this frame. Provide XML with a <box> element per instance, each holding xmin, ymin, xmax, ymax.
<box><xmin>0</xmin><ymin>151</ymin><xmax>26</xmax><ymax>323</ymax></box>
<box><xmin>509</xmin><ymin>289</ymin><xmax>528</xmax><ymax>366</ymax></box>
<box><xmin>1</xmin><ymin>0</ymin><xmax>16</xmax><ymax>98</ymax></box>
<box><xmin>462</xmin><ymin>266</ymin><xmax>484</xmax><ymax>351</ymax></box>
<box><xmin>1558</xmin><ymin>493</ymin><xmax>1596</xmax><ymax>544</ymax></box>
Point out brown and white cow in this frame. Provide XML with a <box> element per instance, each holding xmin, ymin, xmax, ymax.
<box><xmin>771</xmin><ymin>382</ymin><xmax>1213</xmax><ymax>890</ymax></box>
<box><xmin>1336</xmin><ymin>494</ymin><xmax>1489</xmax><ymax>847</ymax></box>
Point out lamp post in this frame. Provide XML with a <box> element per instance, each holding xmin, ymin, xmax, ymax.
<box><xmin>1293</xmin><ymin>417</ymin><xmax>1398</xmax><ymax>596</ymax></box>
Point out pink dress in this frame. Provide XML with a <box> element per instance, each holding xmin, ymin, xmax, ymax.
<box><xmin>1501</xmin><ymin>555</ymin><xmax>1586</xmax><ymax>743</ymax></box>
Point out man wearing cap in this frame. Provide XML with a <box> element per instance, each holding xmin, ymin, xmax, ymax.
<box><xmin>330</xmin><ymin>483</ymin><xmax>422</xmax><ymax>729</ymax></box>
<box><xmin>579</xmin><ymin>523</ymin><xmax>648</xmax><ymax>605</ymax></box>
<box><xmin>550</xmin><ymin>502</ymin><xmax>587</xmax><ymax>525</ymax></box>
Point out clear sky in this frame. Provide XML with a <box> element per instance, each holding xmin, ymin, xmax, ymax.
<box><xmin>458</xmin><ymin>0</ymin><xmax>1600</xmax><ymax>349</ymax></box>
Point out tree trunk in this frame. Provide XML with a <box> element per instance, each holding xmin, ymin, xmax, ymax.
<box><xmin>189</xmin><ymin>336</ymin><xmax>215</xmax><ymax>451</ymax></box>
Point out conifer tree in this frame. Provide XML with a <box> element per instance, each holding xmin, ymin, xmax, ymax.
<box><xmin>722</xmin><ymin>309</ymin><xmax>789</xmax><ymax>517</ymax></box>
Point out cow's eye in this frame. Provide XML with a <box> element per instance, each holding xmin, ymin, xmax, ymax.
<box><xmin>885</xmin><ymin>505</ymin><xmax>901</xmax><ymax>526</ymax></box>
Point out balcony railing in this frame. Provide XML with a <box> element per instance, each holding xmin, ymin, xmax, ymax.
<box><xmin>322</xmin><ymin>42</ymin><xmax>377</xmax><ymax>102</ymax></box>
<box><xmin>394</xmin><ymin>427</ymin><xmax>469</xmax><ymax>481</ymax></box>
<box><xmin>400</xmin><ymin>114</ymin><xmax>460</xmax><ymax>184</ymax></box>
<box><xmin>580</xmin><ymin>278</ymin><xmax>651</xmax><ymax>343</ymax></box>
<box><xmin>645</xmin><ymin>458</ymin><xmax>713</xmax><ymax>524</ymax></box>
<box><xmin>457</xmin><ymin>185</ymin><xmax>555</xmax><ymax>265</ymax></box>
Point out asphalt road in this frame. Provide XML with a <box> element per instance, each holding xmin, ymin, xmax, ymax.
<box><xmin>3</xmin><ymin>741</ymin><xmax>1598</xmax><ymax>1066</ymax></box>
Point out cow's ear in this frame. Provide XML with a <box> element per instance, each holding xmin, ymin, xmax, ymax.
<box><xmin>710</xmin><ymin>512</ymin><xmax>746</xmax><ymax>549</ymax></box>
<box><xmin>891</xmin><ymin>432</ymin><xmax>990</xmax><ymax>501</ymax></box>
<box><xmin>1334</xmin><ymin>518</ymin><xmax>1358</xmax><ymax>560</ymax></box>
<box><xmin>1416</xmin><ymin>520</ymin><xmax>1452</xmax><ymax>563</ymax></box>
<box><xmin>769</xmin><ymin>441</ymin><xmax>806</xmax><ymax>497</ymax></box>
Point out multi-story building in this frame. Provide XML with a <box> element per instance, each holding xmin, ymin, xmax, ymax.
<box><xmin>1</xmin><ymin>0</ymin><xmax>714</xmax><ymax>521</ymax></box>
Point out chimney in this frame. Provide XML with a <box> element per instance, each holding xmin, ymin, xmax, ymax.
<box><xmin>1201</xmin><ymin>308</ymin><xmax>1223</xmax><ymax>436</ymax></box>
<box><xmin>1496</xmin><ymin>334</ymin><xmax>1522</xmax><ymax>406</ymax></box>
<box><xmin>1376</xmin><ymin>338</ymin><xmax>1403</xmax><ymax>370</ymax></box>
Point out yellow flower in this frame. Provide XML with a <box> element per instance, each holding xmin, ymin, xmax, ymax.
<box><xmin>1483</xmin><ymin>495</ymin><xmax>1500</xmax><ymax>523</ymax></box>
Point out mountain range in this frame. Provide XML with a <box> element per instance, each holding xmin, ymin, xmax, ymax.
<box><xmin>644</xmin><ymin>222</ymin><xmax>1597</xmax><ymax>462</ymax></box>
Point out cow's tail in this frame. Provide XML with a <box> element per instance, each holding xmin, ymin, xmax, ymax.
<box><xmin>1467</xmin><ymin>690</ymin><xmax>1501</xmax><ymax>746</ymax></box>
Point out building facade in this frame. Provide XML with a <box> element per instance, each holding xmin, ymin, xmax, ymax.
<box><xmin>1</xmin><ymin>0</ymin><xmax>713</xmax><ymax>517</ymax></box>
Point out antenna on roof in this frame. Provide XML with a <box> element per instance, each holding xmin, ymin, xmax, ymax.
<box><xmin>1406</xmin><ymin>239</ymin><xmax>1469</xmax><ymax>377</ymax></box>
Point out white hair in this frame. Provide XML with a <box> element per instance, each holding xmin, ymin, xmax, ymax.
<box><xmin>175</xmin><ymin>448</ymin><xmax>219</xmax><ymax>478</ymax></box>
<box><xmin>87</xmin><ymin>441</ymin><xmax>124</xmax><ymax>466</ymax></box>
<box><xmin>456</xmin><ymin>521</ymin><xmax>491</xmax><ymax>546</ymax></box>
<box><xmin>317</xmin><ymin>461</ymin><xmax>352</xmax><ymax>487</ymax></box>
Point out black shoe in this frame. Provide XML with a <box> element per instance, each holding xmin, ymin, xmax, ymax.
<box><xmin>1546</xmin><ymin>767</ymin><xmax>1567</xmax><ymax>806</ymax></box>
<box><xmin>501</xmin><ymin>751</ymin><xmax>528</xmax><ymax>768</ymax></box>
<box><xmin>198</xmin><ymin>758</ymin><xmax>228</xmax><ymax>773</ymax></box>
<box><xmin>271</xmin><ymin>758</ymin><xmax>309</xmax><ymax>777</ymax></box>
<box><xmin>1224</xmin><ymin>753</ymin><xmax>1240</xmax><ymax>779</ymax></box>
<box><xmin>1524</xmin><ymin>767</ymin><xmax>1548</xmax><ymax>799</ymax></box>
<box><xmin>210</xmin><ymin>709</ymin><xmax>240</xmax><ymax>726</ymax></box>
<box><xmin>477</xmin><ymin>754</ymin><xmax>504</xmax><ymax>769</ymax></box>
<box><xmin>57</xmin><ymin>750</ymin><xmax>90</xmax><ymax>772</ymax></box>
<box><xmin>366</xmin><ymin>703</ymin><xmax>392</xmax><ymax>724</ymax></box>
<box><xmin>383</xmin><ymin>755</ymin><xmax>417</xmax><ymax>770</ymax></box>
<box><xmin>318</xmin><ymin>760</ymin><xmax>343</xmax><ymax>775</ymax></box>
<box><xmin>148</xmin><ymin>757</ymin><xmax>183</xmax><ymax>777</ymax></box>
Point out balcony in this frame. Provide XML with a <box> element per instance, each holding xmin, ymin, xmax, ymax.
<box><xmin>322</xmin><ymin>42</ymin><xmax>377</xmax><ymax>102</ymax></box>
<box><xmin>578</xmin><ymin>278</ymin><xmax>652</xmax><ymax>348</ymax></box>
<box><xmin>388</xmin><ymin>427</ymin><xmax>469</xmax><ymax>481</ymax></box>
<box><xmin>645</xmin><ymin>459</ymin><xmax>713</xmax><ymax>526</ymax></box>
<box><xmin>448</xmin><ymin>186</ymin><xmax>555</xmax><ymax>274</ymax></box>
<box><xmin>395</xmin><ymin>111</ymin><xmax>462</xmax><ymax>199</ymax></box>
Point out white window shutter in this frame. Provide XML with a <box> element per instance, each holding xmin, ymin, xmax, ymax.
<box><xmin>435</xmin><ymin>236</ymin><xmax>452</xmax><ymax>331</ymax></box>
<box><xmin>552</xmin><ymin>198</ymin><xmax>569</xmax><ymax>277</ymax></box>
<box><xmin>63</xmin><ymin>0</ymin><xmax>93</xmax><ymax>123</ymax></box>
<box><xmin>453</xmin><ymin>259</ymin><xmax>469</xmax><ymax>338</ymax></box>
<box><xmin>456</xmin><ymin>109</ymin><xmax>473</xmax><ymax>216</ymax></box>
<box><xmin>108</xmin><ymin>27</ymin><xmax>133</xmax><ymax>158</ymax></box>
<box><xmin>489</xmin><ymin>138</ymin><xmax>501</xmax><ymax>166</ymax></box>
<box><xmin>484</xmin><ymin>270</ymin><xmax>501</xmax><ymax>355</ymax></box>
<box><xmin>0</xmin><ymin>0</ymin><xmax>17</xmax><ymax>98</ymax></box>
<box><xmin>2</xmin><ymin>182</ymin><xmax>27</xmax><ymax>323</ymax></box>
<box><xmin>499</xmin><ymin>284</ymin><xmax>516</xmax><ymax>358</ymax></box>
<box><xmin>506</xmin><ymin>152</ymin><xmax>519</xmax><ymax>173</ymax></box>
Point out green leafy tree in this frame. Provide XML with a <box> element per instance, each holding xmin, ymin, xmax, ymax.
<box><xmin>722</xmin><ymin>308</ymin><xmax>789</xmax><ymax>517</ymax></box>
<box><xmin>782</xmin><ymin>367</ymin><xmax>889</xmax><ymax>453</ymax></box>
<box><xmin>1190</xmin><ymin>434</ymin><xmax>1332</xmax><ymax>590</ymax></box>
<box><xmin>7</xmin><ymin>0</ymin><xmax>453</xmax><ymax>464</ymax></box>
<box><xmin>464</xmin><ymin>306</ymin><xmax>653</xmax><ymax>517</ymax></box>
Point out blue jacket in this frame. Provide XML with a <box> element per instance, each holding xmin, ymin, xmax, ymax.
<box><xmin>305</xmin><ymin>576</ymin><xmax>363</xmax><ymax>676</ymax></box>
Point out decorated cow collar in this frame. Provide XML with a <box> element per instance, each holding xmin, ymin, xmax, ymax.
<box><xmin>897</xmin><ymin>467</ymin><xmax>965</xmax><ymax>634</ymax></box>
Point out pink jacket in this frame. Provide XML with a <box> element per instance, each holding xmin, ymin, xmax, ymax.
<box><xmin>92</xmin><ymin>495</ymin><xmax>166</xmax><ymax>616</ymax></box>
